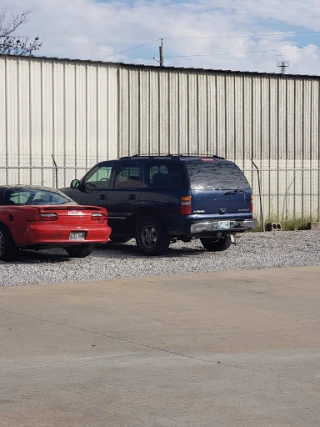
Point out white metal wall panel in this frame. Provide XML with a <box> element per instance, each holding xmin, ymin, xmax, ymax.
<box><xmin>159</xmin><ymin>71</ymin><xmax>170</xmax><ymax>154</ymax></box>
<box><xmin>64</xmin><ymin>63</ymin><xmax>76</xmax><ymax>183</ymax></box>
<box><xmin>29</xmin><ymin>60</ymin><xmax>42</xmax><ymax>184</ymax></box>
<box><xmin>0</xmin><ymin>56</ymin><xmax>118</xmax><ymax>187</ymax></box>
<box><xmin>0</xmin><ymin>56</ymin><xmax>319</xmax><ymax>221</ymax></box>
<box><xmin>225</xmin><ymin>75</ymin><xmax>235</xmax><ymax>160</ymax></box>
<box><xmin>252</xmin><ymin>77</ymin><xmax>262</xmax><ymax>162</ymax></box>
<box><xmin>53</xmin><ymin>62</ymin><xmax>65</xmax><ymax>168</ymax></box>
<box><xmin>129</xmin><ymin>69</ymin><xmax>140</xmax><ymax>155</ymax></box>
<box><xmin>286</xmin><ymin>78</ymin><xmax>295</xmax><ymax>162</ymax></box>
<box><xmin>198</xmin><ymin>74</ymin><xmax>208</xmax><ymax>156</ymax></box>
<box><xmin>139</xmin><ymin>69</ymin><xmax>150</xmax><ymax>155</ymax></box>
<box><xmin>234</xmin><ymin>75</ymin><xmax>244</xmax><ymax>164</ymax></box>
<box><xmin>207</xmin><ymin>74</ymin><xmax>217</xmax><ymax>157</ymax></box>
<box><xmin>86</xmin><ymin>64</ymin><xmax>98</xmax><ymax>167</ymax></box>
<box><xmin>278</xmin><ymin>79</ymin><xmax>286</xmax><ymax>162</ymax></box>
<box><xmin>269</xmin><ymin>77</ymin><xmax>278</xmax><ymax>162</ymax></box>
<box><xmin>168</xmin><ymin>72</ymin><xmax>179</xmax><ymax>154</ymax></box>
<box><xmin>215</xmin><ymin>75</ymin><xmax>226</xmax><ymax>159</ymax></box>
<box><xmin>41</xmin><ymin>61</ymin><xmax>53</xmax><ymax>169</ymax></box>
<box><xmin>243</xmin><ymin>77</ymin><xmax>253</xmax><ymax>164</ymax></box>
<box><xmin>187</xmin><ymin>74</ymin><xmax>198</xmax><ymax>155</ymax></box>
<box><xmin>178</xmin><ymin>72</ymin><xmax>189</xmax><ymax>155</ymax></box>
<box><xmin>260</xmin><ymin>77</ymin><xmax>271</xmax><ymax>163</ymax></box>
<box><xmin>0</xmin><ymin>59</ymin><xmax>6</xmax><ymax>179</ymax></box>
<box><xmin>303</xmin><ymin>80</ymin><xmax>312</xmax><ymax>162</ymax></box>
<box><xmin>295</xmin><ymin>80</ymin><xmax>303</xmax><ymax>166</ymax></box>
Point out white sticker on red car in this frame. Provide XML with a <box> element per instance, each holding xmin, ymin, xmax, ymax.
<box><xmin>68</xmin><ymin>211</ymin><xmax>83</xmax><ymax>216</ymax></box>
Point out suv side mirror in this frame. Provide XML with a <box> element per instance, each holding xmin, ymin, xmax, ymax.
<box><xmin>70</xmin><ymin>179</ymin><xmax>80</xmax><ymax>189</ymax></box>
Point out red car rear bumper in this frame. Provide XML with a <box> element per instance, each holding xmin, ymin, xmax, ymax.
<box><xmin>20</xmin><ymin>223</ymin><xmax>112</xmax><ymax>247</ymax></box>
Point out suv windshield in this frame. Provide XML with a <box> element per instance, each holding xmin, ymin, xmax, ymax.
<box><xmin>183</xmin><ymin>159</ymin><xmax>250</xmax><ymax>190</ymax></box>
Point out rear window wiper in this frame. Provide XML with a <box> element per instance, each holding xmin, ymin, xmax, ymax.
<box><xmin>223</xmin><ymin>189</ymin><xmax>246</xmax><ymax>196</ymax></box>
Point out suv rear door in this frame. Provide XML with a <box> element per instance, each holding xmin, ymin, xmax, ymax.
<box><xmin>182</xmin><ymin>158</ymin><xmax>252</xmax><ymax>217</ymax></box>
<box><xmin>140</xmin><ymin>159</ymin><xmax>185</xmax><ymax>217</ymax></box>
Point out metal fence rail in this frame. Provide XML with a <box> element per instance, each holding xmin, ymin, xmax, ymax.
<box><xmin>1</xmin><ymin>165</ymin><xmax>319</xmax><ymax>223</ymax></box>
<box><xmin>242</xmin><ymin>168</ymin><xmax>320</xmax><ymax>223</ymax></box>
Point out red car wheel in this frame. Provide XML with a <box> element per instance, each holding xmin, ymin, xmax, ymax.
<box><xmin>0</xmin><ymin>225</ymin><xmax>18</xmax><ymax>261</ymax></box>
<box><xmin>65</xmin><ymin>245</ymin><xmax>94</xmax><ymax>258</ymax></box>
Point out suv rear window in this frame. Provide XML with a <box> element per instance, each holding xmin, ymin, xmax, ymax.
<box><xmin>183</xmin><ymin>159</ymin><xmax>250</xmax><ymax>190</ymax></box>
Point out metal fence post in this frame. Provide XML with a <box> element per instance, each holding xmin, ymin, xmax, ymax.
<box><xmin>51</xmin><ymin>155</ymin><xmax>58</xmax><ymax>189</ymax></box>
<box><xmin>251</xmin><ymin>160</ymin><xmax>264</xmax><ymax>231</ymax></box>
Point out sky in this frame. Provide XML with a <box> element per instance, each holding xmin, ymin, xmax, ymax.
<box><xmin>2</xmin><ymin>0</ymin><xmax>320</xmax><ymax>75</ymax></box>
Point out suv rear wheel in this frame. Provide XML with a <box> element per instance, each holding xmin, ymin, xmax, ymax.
<box><xmin>200</xmin><ymin>236</ymin><xmax>232</xmax><ymax>252</ymax></box>
<box><xmin>135</xmin><ymin>216</ymin><xmax>170</xmax><ymax>256</ymax></box>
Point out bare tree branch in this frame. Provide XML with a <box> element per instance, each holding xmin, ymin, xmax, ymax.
<box><xmin>0</xmin><ymin>9</ymin><xmax>42</xmax><ymax>56</ymax></box>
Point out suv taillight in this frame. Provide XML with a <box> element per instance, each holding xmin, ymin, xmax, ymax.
<box><xmin>250</xmin><ymin>195</ymin><xmax>254</xmax><ymax>213</ymax></box>
<box><xmin>27</xmin><ymin>212</ymin><xmax>58</xmax><ymax>222</ymax></box>
<box><xmin>180</xmin><ymin>196</ymin><xmax>192</xmax><ymax>215</ymax></box>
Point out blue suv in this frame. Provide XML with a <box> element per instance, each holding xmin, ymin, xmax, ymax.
<box><xmin>61</xmin><ymin>155</ymin><xmax>257</xmax><ymax>255</ymax></box>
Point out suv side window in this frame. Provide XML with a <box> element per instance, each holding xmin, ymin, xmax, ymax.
<box><xmin>113</xmin><ymin>162</ymin><xmax>143</xmax><ymax>189</ymax></box>
<box><xmin>145</xmin><ymin>161</ymin><xmax>182</xmax><ymax>190</ymax></box>
<box><xmin>83</xmin><ymin>162</ymin><xmax>114</xmax><ymax>190</ymax></box>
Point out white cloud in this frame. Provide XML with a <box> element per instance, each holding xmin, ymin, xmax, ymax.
<box><xmin>2</xmin><ymin>0</ymin><xmax>320</xmax><ymax>75</ymax></box>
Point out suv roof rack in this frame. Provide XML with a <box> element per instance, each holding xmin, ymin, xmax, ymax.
<box><xmin>119</xmin><ymin>154</ymin><xmax>225</xmax><ymax>160</ymax></box>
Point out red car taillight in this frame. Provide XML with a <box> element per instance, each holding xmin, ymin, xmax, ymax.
<box><xmin>91</xmin><ymin>212</ymin><xmax>107</xmax><ymax>220</ymax></box>
<box><xmin>27</xmin><ymin>212</ymin><xmax>58</xmax><ymax>222</ymax></box>
<box><xmin>250</xmin><ymin>195</ymin><xmax>254</xmax><ymax>213</ymax></box>
<box><xmin>180</xmin><ymin>196</ymin><xmax>192</xmax><ymax>215</ymax></box>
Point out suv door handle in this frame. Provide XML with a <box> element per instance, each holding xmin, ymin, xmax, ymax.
<box><xmin>100</xmin><ymin>194</ymin><xmax>106</xmax><ymax>200</ymax></box>
<box><xmin>129</xmin><ymin>194</ymin><xmax>136</xmax><ymax>200</ymax></box>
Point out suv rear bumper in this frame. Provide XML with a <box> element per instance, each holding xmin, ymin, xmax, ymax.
<box><xmin>189</xmin><ymin>218</ymin><xmax>257</xmax><ymax>235</ymax></box>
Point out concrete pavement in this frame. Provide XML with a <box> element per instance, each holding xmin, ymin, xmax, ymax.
<box><xmin>1</xmin><ymin>266</ymin><xmax>320</xmax><ymax>426</ymax></box>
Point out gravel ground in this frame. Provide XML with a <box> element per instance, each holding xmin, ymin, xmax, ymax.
<box><xmin>0</xmin><ymin>230</ymin><xmax>319</xmax><ymax>287</ymax></box>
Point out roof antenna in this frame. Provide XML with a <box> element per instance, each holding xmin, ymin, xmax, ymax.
<box><xmin>277</xmin><ymin>54</ymin><xmax>290</xmax><ymax>74</ymax></box>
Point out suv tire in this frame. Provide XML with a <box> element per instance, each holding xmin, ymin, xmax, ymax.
<box><xmin>110</xmin><ymin>237</ymin><xmax>131</xmax><ymax>244</ymax></box>
<box><xmin>135</xmin><ymin>216</ymin><xmax>170</xmax><ymax>256</ymax></box>
<box><xmin>66</xmin><ymin>245</ymin><xmax>94</xmax><ymax>258</ymax></box>
<box><xmin>200</xmin><ymin>236</ymin><xmax>232</xmax><ymax>252</ymax></box>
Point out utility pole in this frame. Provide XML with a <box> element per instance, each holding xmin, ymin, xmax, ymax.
<box><xmin>159</xmin><ymin>38</ymin><xmax>164</xmax><ymax>67</ymax></box>
<box><xmin>153</xmin><ymin>38</ymin><xmax>164</xmax><ymax>67</ymax></box>
<box><xmin>276</xmin><ymin>55</ymin><xmax>290</xmax><ymax>74</ymax></box>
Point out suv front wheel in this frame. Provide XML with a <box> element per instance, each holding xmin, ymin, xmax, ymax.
<box><xmin>200</xmin><ymin>235</ymin><xmax>232</xmax><ymax>252</ymax></box>
<box><xmin>135</xmin><ymin>216</ymin><xmax>170</xmax><ymax>256</ymax></box>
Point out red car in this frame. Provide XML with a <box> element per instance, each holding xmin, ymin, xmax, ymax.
<box><xmin>0</xmin><ymin>185</ymin><xmax>112</xmax><ymax>261</ymax></box>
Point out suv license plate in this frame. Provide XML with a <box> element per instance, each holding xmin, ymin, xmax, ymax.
<box><xmin>218</xmin><ymin>221</ymin><xmax>230</xmax><ymax>230</ymax></box>
<box><xmin>69</xmin><ymin>231</ymin><xmax>86</xmax><ymax>240</ymax></box>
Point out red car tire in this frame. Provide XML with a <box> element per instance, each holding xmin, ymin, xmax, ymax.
<box><xmin>0</xmin><ymin>225</ymin><xmax>18</xmax><ymax>261</ymax></box>
<box><xmin>65</xmin><ymin>245</ymin><xmax>94</xmax><ymax>258</ymax></box>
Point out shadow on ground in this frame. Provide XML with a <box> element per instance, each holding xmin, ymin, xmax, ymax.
<box><xmin>4</xmin><ymin>241</ymin><xmax>207</xmax><ymax>265</ymax></box>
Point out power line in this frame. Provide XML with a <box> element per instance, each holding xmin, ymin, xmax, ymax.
<box><xmin>163</xmin><ymin>30</ymin><xmax>320</xmax><ymax>40</ymax></box>
<box><xmin>96</xmin><ymin>30</ymin><xmax>319</xmax><ymax>62</ymax></box>
<box><xmin>102</xmin><ymin>38</ymin><xmax>161</xmax><ymax>60</ymax></box>
<box><xmin>166</xmin><ymin>46</ymin><xmax>300</xmax><ymax>60</ymax></box>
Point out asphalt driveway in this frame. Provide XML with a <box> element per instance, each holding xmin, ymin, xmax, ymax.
<box><xmin>1</xmin><ymin>266</ymin><xmax>320</xmax><ymax>426</ymax></box>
